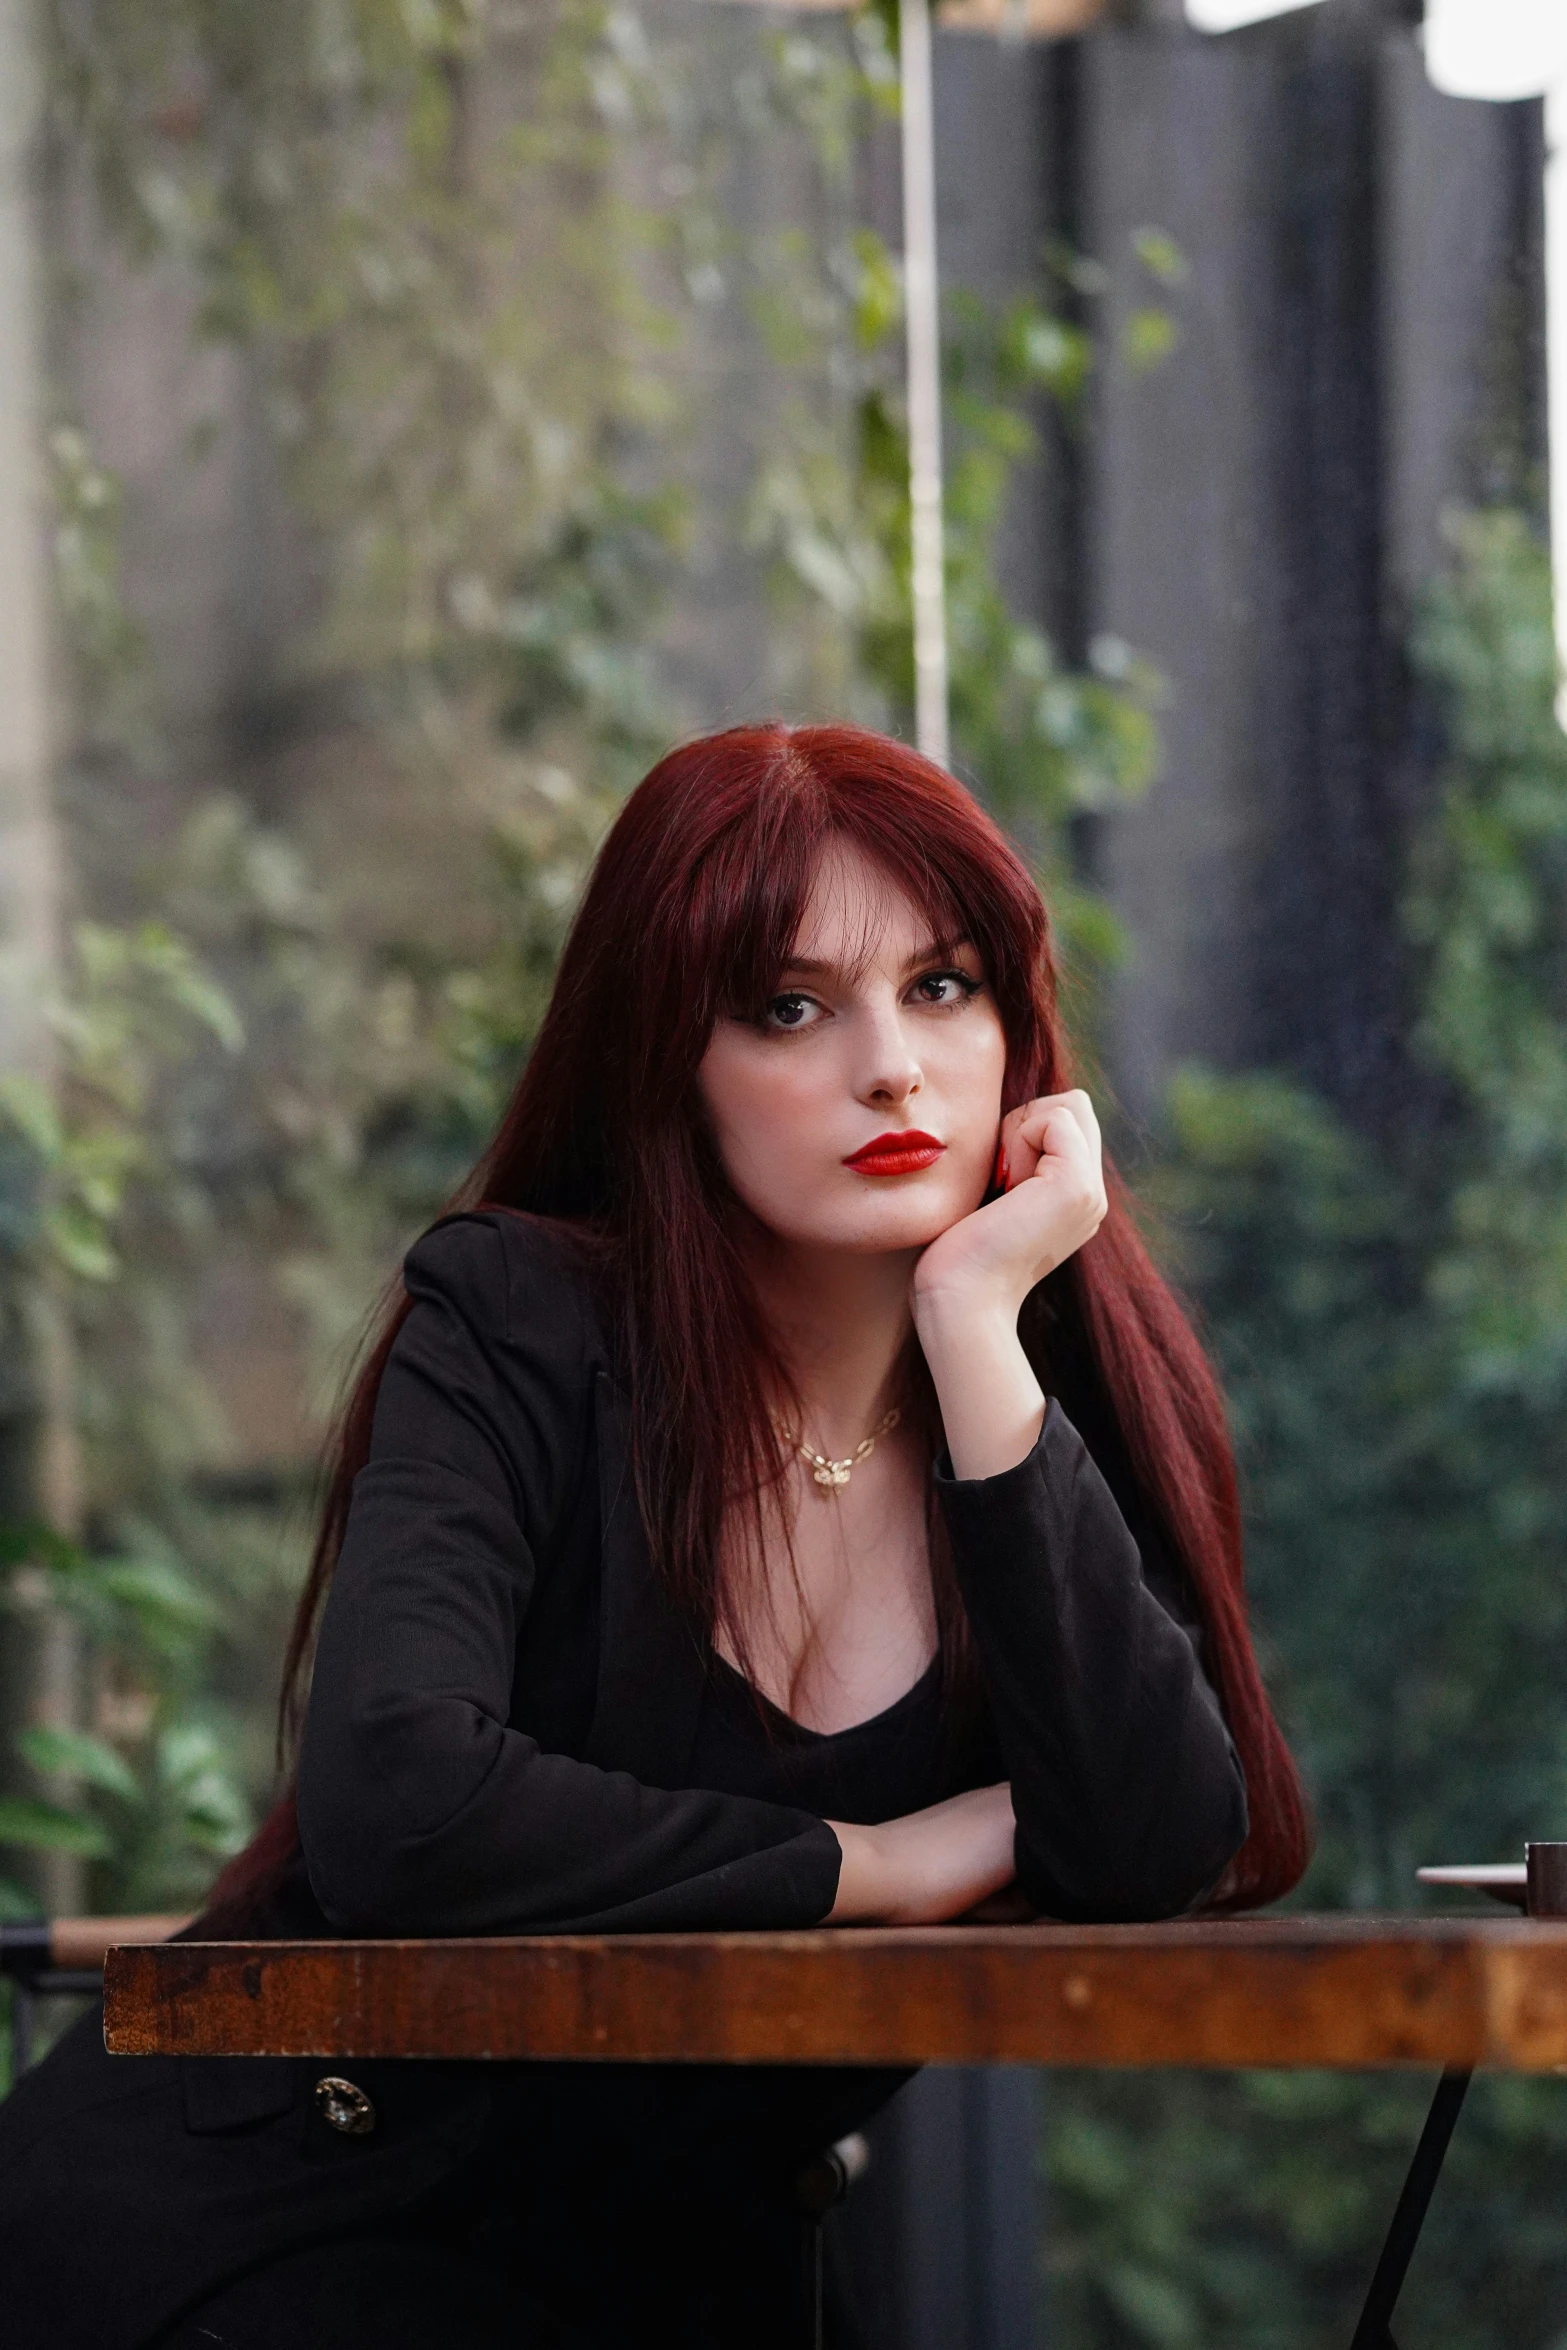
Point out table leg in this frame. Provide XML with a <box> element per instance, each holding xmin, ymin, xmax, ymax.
<box><xmin>1350</xmin><ymin>2068</ymin><xmax>1472</xmax><ymax>2349</ymax></box>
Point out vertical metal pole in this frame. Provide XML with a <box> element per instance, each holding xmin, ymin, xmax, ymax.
<box><xmin>899</xmin><ymin>0</ymin><xmax>950</xmax><ymax>768</ymax></box>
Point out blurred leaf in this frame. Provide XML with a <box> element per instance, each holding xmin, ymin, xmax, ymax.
<box><xmin>0</xmin><ymin>1521</ymin><xmax>87</xmax><ymax>1577</ymax></box>
<box><xmin>95</xmin><ymin>1556</ymin><xmax>219</xmax><ymax>1637</ymax></box>
<box><xmin>0</xmin><ymin>1074</ymin><xmax>65</xmax><ymax>1163</ymax></box>
<box><xmin>1131</xmin><ymin>225</ymin><xmax>1190</xmax><ymax>287</ymax></box>
<box><xmin>1121</xmin><ymin>307</ymin><xmax>1178</xmax><ymax>376</ymax></box>
<box><xmin>158</xmin><ymin>1724</ymin><xmax>251</xmax><ymax>1857</ymax></box>
<box><xmin>43</xmin><ymin>1199</ymin><xmax>119</xmax><ymax>1282</ymax></box>
<box><xmin>120</xmin><ymin>923</ymin><xmax>245</xmax><ymax>1053</ymax></box>
<box><xmin>17</xmin><ymin>1725</ymin><xmax>144</xmax><ymax>1806</ymax></box>
<box><xmin>850</xmin><ymin>225</ymin><xmax>900</xmax><ymax>350</ymax></box>
<box><xmin>0</xmin><ymin>1799</ymin><xmax>112</xmax><ymax>1858</ymax></box>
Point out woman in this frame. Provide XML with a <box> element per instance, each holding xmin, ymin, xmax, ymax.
<box><xmin>0</xmin><ymin>724</ymin><xmax>1308</xmax><ymax>2349</ymax></box>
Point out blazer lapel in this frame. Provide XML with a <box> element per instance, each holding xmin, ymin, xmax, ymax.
<box><xmin>583</xmin><ymin>1370</ymin><xmax>707</xmax><ymax>1786</ymax></box>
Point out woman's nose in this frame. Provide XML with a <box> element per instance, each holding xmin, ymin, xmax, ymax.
<box><xmin>855</xmin><ymin>1006</ymin><xmax>923</xmax><ymax>1107</ymax></box>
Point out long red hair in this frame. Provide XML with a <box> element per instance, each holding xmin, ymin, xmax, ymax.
<box><xmin>211</xmin><ymin>722</ymin><xmax>1309</xmax><ymax>1922</ymax></box>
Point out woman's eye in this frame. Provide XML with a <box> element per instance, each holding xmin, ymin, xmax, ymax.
<box><xmin>764</xmin><ymin>992</ymin><xmax>820</xmax><ymax>1031</ymax></box>
<box><xmin>911</xmin><ymin>969</ymin><xmax>979</xmax><ymax>1007</ymax></box>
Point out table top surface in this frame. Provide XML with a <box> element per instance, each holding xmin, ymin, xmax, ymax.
<box><xmin>101</xmin><ymin>1911</ymin><xmax>1567</xmax><ymax>2072</ymax></box>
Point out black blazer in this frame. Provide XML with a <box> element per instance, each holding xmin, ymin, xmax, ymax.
<box><xmin>0</xmin><ymin>1210</ymin><xmax>1247</xmax><ymax>2349</ymax></box>
<box><xmin>297</xmin><ymin>1209</ymin><xmax>1245</xmax><ymax>1932</ymax></box>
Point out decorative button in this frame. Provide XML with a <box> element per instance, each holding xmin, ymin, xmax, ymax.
<box><xmin>314</xmin><ymin>2075</ymin><xmax>377</xmax><ymax>2136</ymax></box>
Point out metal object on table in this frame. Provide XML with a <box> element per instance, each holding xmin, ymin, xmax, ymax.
<box><xmin>1416</xmin><ymin>1845</ymin><xmax>1567</xmax><ymax>1917</ymax></box>
<box><xmin>1416</xmin><ymin>1862</ymin><xmax>1527</xmax><ymax>1910</ymax></box>
<box><xmin>1526</xmin><ymin>1841</ymin><xmax>1567</xmax><ymax>1916</ymax></box>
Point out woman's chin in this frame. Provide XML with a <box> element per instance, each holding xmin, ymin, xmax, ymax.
<box><xmin>785</xmin><ymin>1208</ymin><xmax>972</xmax><ymax>1258</ymax></box>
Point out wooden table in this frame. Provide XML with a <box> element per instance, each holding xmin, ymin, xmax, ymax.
<box><xmin>102</xmin><ymin>1914</ymin><xmax>1561</xmax><ymax>2350</ymax></box>
<box><xmin>103</xmin><ymin>1913</ymin><xmax>1567</xmax><ymax>2070</ymax></box>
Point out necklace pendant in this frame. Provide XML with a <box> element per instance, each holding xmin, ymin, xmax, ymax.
<box><xmin>814</xmin><ymin>1461</ymin><xmax>852</xmax><ymax>1490</ymax></box>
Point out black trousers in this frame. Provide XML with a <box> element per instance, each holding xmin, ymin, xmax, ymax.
<box><xmin>152</xmin><ymin>2067</ymin><xmax>888</xmax><ymax>2350</ymax></box>
<box><xmin>153</xmin><ymin>2236</ymin><xmax>532</xmax><ymax>2350</ymax></box>
<box><xmin>152</xmin><ymin>2205</ymin><xmax>843</xmax><ymax>2350</ymax></box>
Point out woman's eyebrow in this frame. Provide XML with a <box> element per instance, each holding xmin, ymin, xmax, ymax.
<box><xmin>901</xmin><ymin>935</ymin><xmax>974</xmax><ymax>972</ymax></box>
<box><xmin>776</xmin><ymin>936</ymin><xmax>974</xmax><ymax>981</ymax></box>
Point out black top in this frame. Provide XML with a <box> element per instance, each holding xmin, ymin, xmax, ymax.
<box><xmin>0</xmin><ymin>1207</ymin><xmax>1249</xmax><ymax>2350</ymax></box>
<box><xmin>689</xmin><ymin>1650</ymin><xmax>951</xmax><ymax>1821</ymax></box>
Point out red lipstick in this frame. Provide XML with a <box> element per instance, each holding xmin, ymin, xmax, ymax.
<box><xmin>843</xmin><ymin>1130</ymin><xmax>947</xmax><ymax>1177</ymax></box>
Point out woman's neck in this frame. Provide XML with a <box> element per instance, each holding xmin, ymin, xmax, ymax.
<box><xmin>745</xmin><ymin>1237</ymin><xmax>921</xmax><ymax>1452</ymax></box>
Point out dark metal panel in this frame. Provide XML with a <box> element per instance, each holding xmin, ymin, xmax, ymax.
<box><xmin>836</xmin><ymin>2068</ymin><xmax>1043</xmax><ymax>2350</ymax></box>
<box><xmin>1086</xmin><ymin>7</ymin><xmax>1546</xmax><ymax>1129</ymax></box>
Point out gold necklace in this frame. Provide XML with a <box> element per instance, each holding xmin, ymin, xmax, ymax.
<box><xmin>778</xmin><ymin>1405</ymin><xmax>901</xmax><ymax>1493</ymax></box>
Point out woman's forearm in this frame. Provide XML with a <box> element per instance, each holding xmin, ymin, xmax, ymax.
<box><xmin>911</xmin><ymin>1294</ymin><xmax>1045</xmax><ymax>1482</ymax></box>
<box><xmin>825</xmin><ymin>1783</ymin><xmax>1017</xmax><ymax>1925</ymax></box>
<box><xmin>936</xmin><ymin>1409</ymin><xmax>1250</xmax><ymax>1919</ymax></box>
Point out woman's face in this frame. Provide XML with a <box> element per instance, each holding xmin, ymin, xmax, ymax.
<box><xmin>697</xmin><ymin>843</ymin><xmax>1009</xmax><ymax>1257</ymax></box>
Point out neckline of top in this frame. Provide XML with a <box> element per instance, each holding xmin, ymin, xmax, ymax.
<box><xmin>707</xmin><ymin>1646</ymin><xmax>942</xmax><ymax>1745</ymax></box>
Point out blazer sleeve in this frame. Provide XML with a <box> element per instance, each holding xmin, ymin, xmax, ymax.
<box><xmin>297</xmin><ymin>1215</ymin><xmax>843</xmax><ymax>1935</ymax></box>
<box><xmin>935</xmin><ymin>1401</ymin><xmax>1249</xmax><ymax>1921</ymax></box>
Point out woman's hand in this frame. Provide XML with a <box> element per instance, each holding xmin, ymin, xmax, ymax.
<box><xmin>825</xmin><ymin>1783</ymin><xmax>1017</xmax><ymax>1924</ymax></box>
<box><xmin>910</xmin><ymin>1091</ymin><xmax>1107</xmax><ymax>1482</ymax></box>
<box><xmin>914</xmin><ymin>1090</ymin><xmax>1107</xmax><ymax>1325</ymax></box>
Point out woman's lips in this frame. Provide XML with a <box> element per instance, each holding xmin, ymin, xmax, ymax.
<box><xmin>843</xmin><ymin>1130</ymin><xmax>947</xmax><ymax>1176</ymax></box>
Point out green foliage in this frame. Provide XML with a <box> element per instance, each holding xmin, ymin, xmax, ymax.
<box><xmin>1048</xmin><ymin>512</ymin><xmax>1567</xmax><ymax>2347</ymax></box>
<box><xmin>943</xmin><ymin>289</ymin><xmax>1165</xmax><ymax>831</ymax></box>
<box><xmin>1407</xmin><ymin>511</ymin><xmax>1567</xmax><ymax>1395</ymax></box>
<box><xmin>749</xmin><ymin>220</ymin><xmax>1172</xmax><ymax>1006</ymax></box>
<box><xmin>0</xmin><ymin>895</ymin><xmax>254</xmax><ymax>1941</ymax></box>
<box><xmin>19</xmin><ymin>1725</ymin><xmax>145</xmax><ymax>1805</ymax></box>
<box><xmin>0</xmin><ymin>920</ymin><xmax>242</xmax><ymax>1284</ymax></box>
<box><xmin>0</xmin><ymin>1797</ymin><xmax>112</xmax><ymax>1859</ymax></box>
<box><xmin>1050</xmin><ymin>2067</ymin><xmax>1567</xmax><ymax>2350</ymax></box>
<box><xmin>47</xmin><ymin>425</ymin><xmax>156</xmax><ymax>758</ymax></box>
<box><xmin>0</xmin><ymin>1520</ymin><xmax>253</xmax><ymax>1990</ymax></box>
